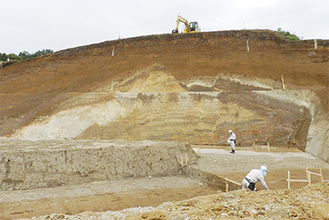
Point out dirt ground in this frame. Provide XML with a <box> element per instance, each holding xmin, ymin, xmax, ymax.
<box><xmin>192</xmin><ymin>146</ymin><xmax>329</xmax><ymax>190</ymax></box>
<box><xmin>0</xmin><ymin>176</ymin><xmax>216</xmax><ymax>220</ymax></box>
<box><xmin>1</xmin><ymin>146</ymin><xmax>328</xmax><ymax>220</ymax></box>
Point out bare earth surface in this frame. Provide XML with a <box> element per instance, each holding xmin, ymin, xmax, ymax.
<box><xmin>1</xmin><ymin>30</ymin><xmax>328</xmax><ymax>219</ymax></box>
<box><xmin>1</xmin><ymin>146</ymin><xmax>328</xmax><ymax>219</ymax></box>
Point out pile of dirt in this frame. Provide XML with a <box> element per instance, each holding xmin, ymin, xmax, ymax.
<box><xmin>21</xmin><ymin>183</ymin><xmax>329</xmax><ymax>220</ymax></box>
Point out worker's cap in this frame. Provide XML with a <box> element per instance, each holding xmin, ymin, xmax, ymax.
<box><xmin>260</xmin><ymin>165</ymin><xmax>267</xmax><ymax>171</ymax></box>
<box><xmin>228</xmin><ymin>130</ymin><xmax>232</xmax><ymax>133</ymax></box>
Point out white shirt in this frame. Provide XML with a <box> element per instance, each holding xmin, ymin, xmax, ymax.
<box><xmin>245</xmin><ymin>169</ymin><xmax>269</xmax><ymax>191</ymax></box>
<box><xmin>227</xmin><ymin>132</ymin><xmax>236</xmax><ymax>142</ymax></box>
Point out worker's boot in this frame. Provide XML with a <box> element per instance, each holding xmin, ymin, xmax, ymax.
<box><xmin>230</xmin><ymin>150</ymin><xmax>235</xmax><ymax>154</ymax></box>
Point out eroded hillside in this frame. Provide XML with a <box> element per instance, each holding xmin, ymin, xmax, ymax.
<box><xmin>0</xmin><ymin>30</ymin><xmax>328</xmax><ymax>161</ymax></box>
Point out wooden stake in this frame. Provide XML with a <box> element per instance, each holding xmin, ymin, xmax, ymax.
<box><xmin>112</xmin><ymin>45</ymin><xmax>115</xmax><ymax>56</ymax></box>
<box><xmin>289</xmin><ymin>179</ymin><xmax>309</xmax><ymax>182</ymax></box>
<box><xmin>314</xmin><ymin>39</ymin><xmax>318</xmax><ymax>50</ymax></box>
<box><xmin>305</xmin><ymin>166</ymin><xmax>326</xmax><ymax>185</ymax></box>
<box><xmin>246</xmin><ymin>40</ymin><xmax>249</xmax><ymax>52</ymax></box>
<box><xmin>288</xmin><ymin>171</ymin><xmax>290</xmax><ymax>189</ymax></box>
<box><xmin>287</xmin><ymin>168</ymin><xmax>323</xmax><ymax>189</ymax></box>
<box><xmin>305</xmin><ymin>165</ymin><xmax>309</xmax><ymax>184</ymax></box>
<box><xmin>267</xmin><ymin>142</ymin><xmax>270</xmax><ymax>152</ymax></box>
<box><xmin>225</xmin><ymin>174</ymin><xmax>229</xmax><ymax>192</ymax></box>
<box><xmin>185</xmin><ymin>154</ymin><xmax>188</xmax><ymax>165</ymax></box>
<box><xmin>281</xmin><ymin>75</ymin><xmax>285</xmax><ymax>91</ymax></box>
<box><xmin>308</xmin><ymin>171</ymin><xmax>311</xmax><ymax>185</ymax></box>
<box><xmin>224</xmin><ymin>177</ymin><xmax>242</xmax><ymax>186</ymax></box>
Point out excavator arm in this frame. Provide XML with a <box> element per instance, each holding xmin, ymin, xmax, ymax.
<box><xmin>172</xmin><ymin>15</ymin><xmax>190</xmax><ymax>33</ymax></box>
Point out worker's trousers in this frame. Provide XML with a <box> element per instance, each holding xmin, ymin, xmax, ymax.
<box><xmin>242</xmin><ymin>178</ymin><xmax>249</xmax><ymax>190</ymax></box>
<box><xmin>229</xmin><ymin>140</ymin><xmax>235</xmax><ymax>151</ymax></box>
<box><xmin>242</xmin><ymin>178</ymin><xmax>256</xmax><ymax>191</ymax></box>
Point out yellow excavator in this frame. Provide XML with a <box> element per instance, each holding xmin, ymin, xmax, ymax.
<box><xmin>172</xmin><ymin>15</ymin><xmax>201</xmax><ymax>33</ymax></box>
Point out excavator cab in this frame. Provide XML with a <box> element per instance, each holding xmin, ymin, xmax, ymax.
<box><xmin>189</xmin><ymin>22</ymin><xmax>199</xmax><ymax>32</ymax></box>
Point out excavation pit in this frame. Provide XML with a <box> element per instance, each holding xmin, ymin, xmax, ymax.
<box><xmin>0</xmin><ymin>139</ymin><xmax>239</xmax><ymax>219</ymax></box>
<box><xmin>0</xmin><ymin>139</ymin><xmax>328</xmax><ymax>219</ymax></box>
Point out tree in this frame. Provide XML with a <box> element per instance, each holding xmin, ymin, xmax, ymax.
<box><xmin>9</xmin><ymin>53</ymin><xmax>21</xmax><ymax>60</ymax></box>
<box><xmin>32</xmin><ymin>49</ymin><xmax>53</xmax><ymax>58</ymax></box>
<box><xmin>277</xmin><ymin>28</ymin><xmax>301</xmax><ymax>41</ymax></box>
<box><xmin>18</xmin><ymin>51</ymin><xmax>31</xmax><ymax>60</ymax></box>
<box><xmin>0</xmin><ymin>53</ymin><xmax>7</xmax><ymax>61</ymax></box>
<box><xmin>0</xmin><ymin>49</ymin><xmax>54</xmax><ymax>61</ymax></box>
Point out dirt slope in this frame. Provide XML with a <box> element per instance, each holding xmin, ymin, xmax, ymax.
<box><xmin>1</xmin><ymin>30</ymin><xmax>328</xmax><ymax>162</ymax></box>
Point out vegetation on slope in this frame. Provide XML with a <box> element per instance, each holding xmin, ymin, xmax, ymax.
<box><xmin>0</xmin><ymin>49</ymin><xmax>53</xmax><ymax>61</ymax></box>
<box><xmin>277</xmin><ymin>28</ymin><xmax>301</xmax><ymax>40</ymax></box>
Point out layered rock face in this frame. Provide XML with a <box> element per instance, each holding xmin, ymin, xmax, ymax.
<box><xmin>0</xmin><ymin>30</ymin><xmax>328</xmax><ymax>161</ymax></box>
<box><xmin>0</xmin><ymin>139</ymin><xmax>197</xmax><ymax>190</ymax></box>
<box><xmin>11</xmin><ymin>67</ymin><xmax>311</xmax><ymax>148</ymax></box>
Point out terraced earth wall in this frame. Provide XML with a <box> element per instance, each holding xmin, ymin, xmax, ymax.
<box><xmin>0</xmin><ymin>140</ymin><xmax>197</xmax><ymax>190</ymax></box>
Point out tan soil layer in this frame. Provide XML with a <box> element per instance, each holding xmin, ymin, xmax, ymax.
<box><xmin>1</xmin><ymin>146</ymin><xmax>328</xmax><ymax>219</ymax></box>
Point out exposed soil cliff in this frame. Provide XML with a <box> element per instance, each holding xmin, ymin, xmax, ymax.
<box><xmin>1</xmin><ymin>30</ymin><xmax>328</xmax><ymax>162</ymax></box>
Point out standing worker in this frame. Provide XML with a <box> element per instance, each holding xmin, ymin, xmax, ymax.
<box><xmin>242</xmin><ymin>166</ymin><xmax>269</xmax><ymax>191</ymax></box>
<box><xmin>227</xmin><ymin>130</ymin><xmax>236</xmax><ymax>154</ymax></box>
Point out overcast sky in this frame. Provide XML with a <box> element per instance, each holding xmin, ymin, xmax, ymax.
<box><xmin>1</xmin><ymin>0</ymin><xmax>328</xmax><ymax>54</ymax></box>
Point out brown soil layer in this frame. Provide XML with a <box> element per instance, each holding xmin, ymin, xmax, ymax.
<box><xmin>1</xmin><ymin>30</ymin><xmax>328</xmax><ymax>139</ymax></box>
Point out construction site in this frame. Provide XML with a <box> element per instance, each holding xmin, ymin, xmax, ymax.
<box><xmin>0</xmin><ymin>29</ymin><xmax>329</xmax><ymax>219</ymax></box>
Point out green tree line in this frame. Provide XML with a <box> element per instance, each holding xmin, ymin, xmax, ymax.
<box><xmin>0</xmin><ymin>49</ymin><xmax>53</xmax><ymax>61</ymax></box>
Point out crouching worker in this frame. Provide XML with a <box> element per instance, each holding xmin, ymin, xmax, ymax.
<box><xmin>242</xmin><ymin>166</ymin><xmax>269</xmax><ymax>191</ymax></box>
